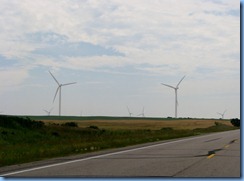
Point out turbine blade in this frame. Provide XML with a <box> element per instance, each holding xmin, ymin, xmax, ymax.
<box><xmin>53</xmin><ymin>86</ymin><xmax>60</xmax><ymax>102</ymax></box>
<box><xmin>161</xmin><ymin>83</ymin><xmax>176</xmax><ymax>89</ymax></box>
<box><xmin>176</xmin><ymin>75</ymin><xmax>186</xmax><ymax>88</ymax></box>
<box><xmin>49</xmin><ymin>71</ymin><xmax>60</xmax><ymax>85</ymax></box>
<box><xmin>62</xmin><ymin>82</ymin><xmax>77</xmax><ymax>86</ymax></box>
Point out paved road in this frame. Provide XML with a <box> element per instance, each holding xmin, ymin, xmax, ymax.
<box><xmin>0</xmin><ymin>130</ymin><xmax>240</xmax><ymax>178</ymax></box>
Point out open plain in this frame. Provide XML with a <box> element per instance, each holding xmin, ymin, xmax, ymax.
<box><xmin>37</xmin><ymin>116</ymin><xmax>233</xmax><ymax>130</ymax></box>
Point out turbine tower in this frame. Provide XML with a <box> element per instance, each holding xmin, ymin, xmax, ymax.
<box><xmin>49</xmin><ymin>71</ymin><xmax>76</xmax><ymax>116</ymax></box>
<box><xmin>138</xmin><ymin>106</ymin><xmax>145</xmax><ymax>117</ymax></box>
<box><xmin>127</xmin><ymin>106</ymin><xmax>133</xmax><ymax>117</ymax></box>
<box><xmin>217</xmin><ymin>110</ymin><xmax>227</xmax><ymax>119</ymax></box>
<box><xmin>161</xmin><ymin>75</ymin><xmax>185</xmax><ymax>118</ymax></box>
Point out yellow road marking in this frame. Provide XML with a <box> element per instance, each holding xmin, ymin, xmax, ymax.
<box><xmin>207</xmin><ymin>154</ymin><xmax>215</xmax><ymax>159</ymax></box>
<box><xmin>225</xmin><ymin>145</ymin><xmax>230</xmax><ymax>148</ymax></box>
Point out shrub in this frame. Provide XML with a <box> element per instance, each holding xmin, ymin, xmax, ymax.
<box><xmin>51</xmin><ymin>132</ymin><xmax>60</xmax><ymax>137</ymax></box>
<box><xmin>230</xmin><ymin>118</ymin><xmax>240</xmax><ymax>127</ymax></box>
<box><xmin>88</xmin><ymin>125</ymin><xmax>99</xmax><ymax>130</ymax></box>
<box><xmin>214</xmin><ymin>122</ymin><xmax>220</xmax><ymax>126</ymax></box>
<box><xmin>1</xmin><ymin>131</ymin><xmax>8</xmax><ymax>135</ymax></box>
<box><xmin>0</xmin><ymin>115</ymin><xmax>44</xmax><ymax>129</ymax></box>
<box><xmin>161</xmin><ymin>127</ymin><xmax>173</xmax><ymax>131</ymax></box>
<box><xmin>62</xmin><ymin>122</ymin><xmax>78</xmax><ymax>127</ymax></box>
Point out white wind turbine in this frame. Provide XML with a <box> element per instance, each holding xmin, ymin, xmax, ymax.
<box><xmin>43</xmin><ymin>107</ymin><xmax>53</xmax><ymax>116</ymax></box>
<box><xmin>217</xmin><ymin>110</ymin><xmax>227</xmax><ymax>119</ymax></box>
<box><xmin>138</xmin><ymin>106</ymin><xmax>145</xmax><ymax>117</ymax></box>
<box><xmin>49</xmin><ymin>71</ymin><xmax>76</xmax><ymax>116</ymax></box>
<box><xmin>161</xmin><ymin>76</ymin><xmax>185</xmax><ymax>118</ymax></box>
<box><xmin>127</xmin><ymin>106</ymin><xmax>133</xmax><ymax>117</ymax></box>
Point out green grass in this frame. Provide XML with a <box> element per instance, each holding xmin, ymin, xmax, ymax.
<box><xmin>0</xmin><ymin>115</ymin><xmax>238</xmax><ymax>167</ymax></box>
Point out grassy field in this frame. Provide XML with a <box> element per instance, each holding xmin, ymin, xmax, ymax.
<box><xmin>0</xmin><ymin>115</ymin><xmax>237</xmax><ymax>167</ymax></box>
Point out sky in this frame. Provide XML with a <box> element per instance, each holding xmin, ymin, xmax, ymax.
<box><xmin>0</xmin><ymin>0</ymin><xmax>240</xmax><ymax>119</ymax></box>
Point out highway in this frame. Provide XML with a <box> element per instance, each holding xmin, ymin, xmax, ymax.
<box><xmin>0</xmin><ymin>129</ymin><xmax>240</xmax><ymax>178</ymax></box>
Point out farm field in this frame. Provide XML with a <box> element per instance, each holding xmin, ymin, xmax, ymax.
<box><xmin>33</xmin><ymin>116</ymin><xmax>233</xmax><ymax>130</ymax></box>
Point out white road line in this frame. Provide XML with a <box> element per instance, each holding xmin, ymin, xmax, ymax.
<box><xmin>0</xmin><ymin>131</ymin><xmax>236</xmax><ymax>176</ymax></box>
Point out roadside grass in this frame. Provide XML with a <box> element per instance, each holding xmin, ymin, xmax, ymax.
<box><xmin>0</xmin><ymin>115</ymin><xmax>237</xmax><ymax>167</ymax></box>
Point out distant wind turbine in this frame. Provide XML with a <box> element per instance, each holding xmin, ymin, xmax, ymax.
<box><xmin>43</xmin><ymin>107</ymin><xmax>53</xmax><ymax>116</ymax></box>
<box><xmin>217</xmin><ymin>110</ymin><xmax>227</xmax><ymax>119</ymax></box>
<box><xmin>49</xmin><ymin>71</ymin><xmax>76</xmax><ymax>116</ymax></box>
<box><xmin>138</xmin><ymin>106</ymin><xmax>145</xmax><ymax>117</ymax></box>
<box><xmin>127</xmin><ymin>106</ymin><xmax>133</xmax><ymax>117</ymax></box>
<box><xmin>161</xmin><ymin>75</ymin><xmax>186</xmax><ymax>118</ymax></box>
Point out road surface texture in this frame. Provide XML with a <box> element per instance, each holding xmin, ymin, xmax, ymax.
<box><xmin>0</xmin><ymin>130</ymin><xmax>240</xmax><ymax>178</ymax></box>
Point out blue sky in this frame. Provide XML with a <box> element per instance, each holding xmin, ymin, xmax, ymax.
<box><xmin>0</xmin><ymin>0</ymin><xmax>240</xmax><ymax>118</ymax></box>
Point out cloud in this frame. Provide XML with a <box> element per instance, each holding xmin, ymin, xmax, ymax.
<box><xmin>0</xmin><ymin>67</ymin><xmax>30</xmax><ymax>94</ymax></box>
<box><xmin>26</xmin><ymin>31</ymin><xmax>124</xmax><ymax>57</ymax></box>
<box><xmin>204</xmin><ymin>9</ymin><xmax>239</xmax><ymax>17</ymax></box>
<box><xmin>32</xmin><ymin>38</ymin><xmax>124</xmax><ymax>58</ymax></box>
<box><xmin>0</xmin><ymin>0</ymin><xmax>239</xmax><ymax>80</ymax></box>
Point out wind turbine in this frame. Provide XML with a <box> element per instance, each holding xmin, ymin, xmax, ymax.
<box><xmin>161</xmin><ymin>75</ymin><xmax>185</xmax><ymax>118</ymax></box>
<box><xmin>138</xmin><ymin>106</ymin><xmax>145</xmax><ymax>117</ymax></box>
<box><xmin>49</xmin><ymin>71</ymin><xmax>76</xmax><ymax>116</ymax></box>
<box><xmin>43</xmin><ymin>107</ymin><xmax>53</xmax><ymax>116</ymax></box>
<box><xmin>217</xmin><ymin>110</ymin><xmax>227</xmax><ymax>119</ymax></box>
<box><xmin>127</xmin><ymin>106</ymin><xmax>133</xmax><ymax>117</ymax></box>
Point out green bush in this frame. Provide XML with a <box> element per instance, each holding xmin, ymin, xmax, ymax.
<box><xmin>61</xmin><ymin>122</ymin><xmax>78</xmax><ymax>127</ymax></box>
<box><xmin>230</xmin><ymin>118</ymin><xmax>240</xmax><ymax>127</ymax></box>
<box><xmin>0</xmin><ymin>115</ymin><xmax>44</xmax><ymax>129</ymax></box>
<box><xmin>88</xmin><ymin>125</ymin><xmax>99</xmax><ymax>130</ymax></box>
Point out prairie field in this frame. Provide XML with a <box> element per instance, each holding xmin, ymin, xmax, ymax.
<box><xmin>40</xmin><ymin>117</ymin><xmax>232</xmax><ymax>130</ymax></box>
